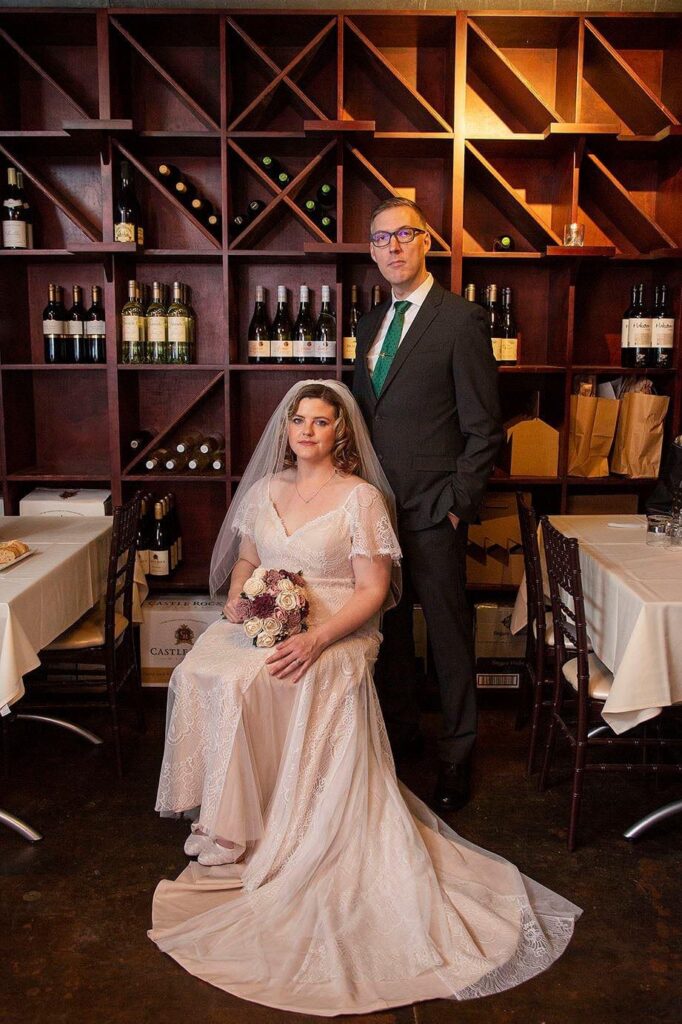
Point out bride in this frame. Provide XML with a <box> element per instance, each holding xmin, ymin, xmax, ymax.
<box><xmin>150</xmin><ymin>379</ymin><xmax>580</xmax><ymax>1016</ymax></box>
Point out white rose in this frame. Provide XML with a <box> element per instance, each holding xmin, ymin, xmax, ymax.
<box><xmin>254</xmin><ymin>567</ymin><xmax>268</xmax><ymax>580</ymax></box>
<box><xmin>243</xmin><ymin>616</ymin><xmax>263</xmax><ymax>638</ymax></box>
<box><xmin>276</xmin><ymin>591</ymin><xmax>298</xmax><ymax>612</ymax></box>
<box><xmin>278</xmin><ymin>578</ymin><xmax>295</xmax><ymax>592</ymax></box>
<box><xmin>243</xmin><ymin>575</ymin><xmax>266</xmax><ymax>598</ymax></box>
<box><xmin>256</xmin><ymin>632</ymin><xmax>276</xmax><ymax>648</ymax></box>
<box><xmin>262</xmin><ymin>617</ymin><xmax>280</xmax><ymax>637</ymax></box>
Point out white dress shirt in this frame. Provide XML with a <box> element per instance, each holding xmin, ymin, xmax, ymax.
<box><xmin>366</xmin><ymin>273</ymin><xmax>434</xmax><ymax>374</ymax></box>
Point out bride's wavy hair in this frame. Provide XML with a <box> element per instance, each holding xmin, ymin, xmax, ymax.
<box><xmin>283</xmin><ymin>384</ymin><xmax>361</xmax><ymax>475</ymax></box>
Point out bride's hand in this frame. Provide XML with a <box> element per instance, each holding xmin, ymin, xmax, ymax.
<box><xmin>223</xmin><ymin>595</ymin><xmax>247</xmax><ymax>623</ymax></box>
<box><xmin>266</xmin><ymin>627</ymin><xmax>327</xmax><ymax>684</ymax></box>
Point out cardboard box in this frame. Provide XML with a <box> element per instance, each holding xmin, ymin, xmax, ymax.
<box><xmin>566</xmin><ymin>493</ymin><xmax>639</xmax><ymax>515</ymax></box>
<box><xmin>475</xmin><ymin>602</ymin><xmax>526</xmax><ymax>661</ymax></box>
<box><xmin>466</xmin><ymin>492</ymin><xmax>527</xmax><ymax>586</ymax></box>
<box><xmin>500</xmin><ymin>416</ymin><xmax>559</xmax><ymax>478</ymax></box>
<box><xmin>19</xmin><ymin>487</ymin><xmax>112</xmax><ymax>517</ymax></box>
<box><xmin>140</xmin><ymin>594</ymin><xmax>224</xmax><ymax>685</ymax></box>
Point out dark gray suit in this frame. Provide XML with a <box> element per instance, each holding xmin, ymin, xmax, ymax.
<box><xmin>353</xmin><ymin>279</ymin><xmax>503</xmax><ymax>764</ymax></box>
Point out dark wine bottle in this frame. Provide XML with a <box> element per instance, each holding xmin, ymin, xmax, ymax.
<box><xmin>247</xmin><ymin>199</ymin><xmax>266</xmax><ymax>220</ymax></box>
<box><xmin>493</xmin><ymin>234</ymin><xmax>514</xmax><ymax>252</ymax></box>
<box><xmin>230</xmin><ymin>213</ymin><xmax>249</xmax><ymax>234</ymax></box>
<box><xmin>43</xmin><ymin>283</ymin><xmax>65</xmax><ymax>364</ymax></box>
<box><xmin>651</xmin><ymin>284</ymin><xmax>674</xmax><ymax>370</ymax></box>
<box><xmin>620</xmin><ymin>285</ymin><xmax>637</xmax><ymax>368</ymax></box>
<box><xmin>259</xmin><ymin>155</ymin><xmax>284</xmax><ymax>182</ymax></box>
<box><xmin>149</xmin><ymin>501</ymin><xmax>170</xmax><ymax>577</ymax></box>
<box><xmin>319</xmin><ymin>214</ymin><xmax>335</xmax><ymax>237</ymax></box>
<box><xmin>114</xmin><ymin>160</ymin><xmax>143</xmax><ymax>247</ymax></box>
<box><xmin>175</xmin><ymin>178</ymin><xmax>199</xmax><ymax>208</ymax></box>
<box><xmin>207</xmin><ymin>209</ymin><xmax>222</xmax><ymax>237</ymax></box>
<box><xmin>85</xmin><ymin>285</ymin><xmax>106</xmax><ymax>363</ymax></box>
<box><xmin>303</xmin><ymin>199</ymin><xmax>319</xmax><ymax>220</ymax></box>
<box><xmin>65</xmin><ymin>284</ymin><xmax>86</xmax><ymax>364</ymax></box>
<box><xmin>136</xmin><ymin>496</ymin><xmax>150</xmax><ymax>576</ymax></box>
<box><xmin>129</xmin><ymin>430</ymin><xmax>154</xmax><ymax>453</ymax></box>
<box><xmin>487</xmin><ymin>283</ymin><xmax>503</xmax><ymax>362</ymax></box>
<box><xmin>343</xmin><ymin>284</ymin><xmax>362</xmax><ymax>365</ymax></box>
<box><xmin>293</xmin><ymin>284</ymin><xmax>315</xmax><ymax>364</ymax></box>
<box><xmin>317</xmin><ymin>183</ymin><xmax>336</xmax><ymax>207</ymax></box>
<box><xmin>499</xmin><ymin>286</ymin><xmax>517</xmax><ymax>365</ymax></box>
<box><xmin>157</xmin><ymin>163</ymin><xmax>181</xmax><ymax>189</ymax></box>
<box><xmin>271</xmin><ymin>285</ymin><xmax>293</xmax><ymax>364</ymax></box>
<box><xmin>248</xmin><ymin>285</ymin><xmax>272</xmax><ymax>364</ymax></box>
<box><xmin>2</xmin><ymin>166</ymin><xmax>27</xmax><ymax>249</ymax></box>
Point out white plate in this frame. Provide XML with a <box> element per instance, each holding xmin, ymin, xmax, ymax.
<box><xmin>0</xmin><ymin>549</ymin><xmax>34</xmax><ymax>571</ymax></box>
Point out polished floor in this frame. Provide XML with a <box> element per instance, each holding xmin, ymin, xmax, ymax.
<box><xmin>1</xmin><ymin>692</ymin><xmax>680</xmax><ymax>1024</ymax></box>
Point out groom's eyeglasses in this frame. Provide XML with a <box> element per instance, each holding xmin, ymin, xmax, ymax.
<box><xmin>369</xmin><ymin>226</ymin><xmax>427</xmax><ymax>248</ymax></box>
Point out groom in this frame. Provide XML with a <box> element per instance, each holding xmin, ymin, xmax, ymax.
<box><xmin>353</xmin><ymin>198</ymin><xmax>502</xmax><ymax>811</ymax></box>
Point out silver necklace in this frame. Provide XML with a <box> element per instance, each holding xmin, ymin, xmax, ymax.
<box><xmin>295</xmin><ymin>469</ymin><xmax>337</xmax><ymax>504</ymax></box>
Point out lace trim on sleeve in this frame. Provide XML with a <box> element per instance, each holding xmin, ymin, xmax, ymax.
<box><xmin>232</xmin><ymin>477</ymin><xmax>268</xmax><ymax>542</ymax></box>
<box><xmin>348</xmin><ymin>483</ymin><xmax>401</xmax><ymax>565</ymax></box>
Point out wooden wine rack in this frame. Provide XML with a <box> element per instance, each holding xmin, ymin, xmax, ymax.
<box><xmin>0</xmin><ymin>8</ymin><xmax>680</xmax><ymax>592</ymax></box>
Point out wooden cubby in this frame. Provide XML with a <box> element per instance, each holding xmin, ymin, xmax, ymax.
<box><xmin>0</xmin><ymin>7</ymin><xmax>680</xmax><ymax>595</ymax></box>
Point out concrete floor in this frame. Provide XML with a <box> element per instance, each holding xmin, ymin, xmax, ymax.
<box><xmin>1</xmin><ymin>694</ymin><xmax>680</xmax><ymax>1024</ymax></box>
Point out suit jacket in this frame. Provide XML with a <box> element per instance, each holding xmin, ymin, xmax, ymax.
<box><xmin>353</xmin><ymin>280</ymin><xmax>503</xmax><ymax>531</ymax></box>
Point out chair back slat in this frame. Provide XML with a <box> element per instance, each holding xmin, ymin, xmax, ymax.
<box><xmin>516</xmin><ymin>492</ymin><xmax>546</xmax><ymax>644</ymax></box>
<box><xmin>541</xmin><ymin>519</ymin><xmax>591</xmax><ymax>688</ymax></box>
<box><xmin>104</xmin><ymin>492</ymin><xmax>142</xmax><ymax>644</ymax></box>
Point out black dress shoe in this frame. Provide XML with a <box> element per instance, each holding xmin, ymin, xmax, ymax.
<box><xmin>433</xmin><ymin>761</ymin><xmax>471</xmax><ymax>812</ymax></box>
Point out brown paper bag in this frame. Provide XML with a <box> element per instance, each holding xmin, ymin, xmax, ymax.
<box><xmin>568</xmin><ymin>394</ymin><xmax>620</xmax><ymax>477</ymax></box>
<box><xmin>611</xmin><ymin>391</ymin><xmax>670</xmax><ymax>478</ymax></box>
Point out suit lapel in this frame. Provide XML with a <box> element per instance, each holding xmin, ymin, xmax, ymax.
<box><xmin>376</xmin><ymin>281</ymin><xmax>444</xmax><ymax>403</ymax></box>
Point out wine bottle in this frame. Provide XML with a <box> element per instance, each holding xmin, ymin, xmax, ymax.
<box><xmin>65</xmin><ymin>284</ymin><xmax>86</xmax><ymax>364</ymax></box>
<box><xmin>247</xmin><ymin>199</ymin><xmax>266</xmax><ymax>220</ymax></box>
<box><xmin>175</xmin><ymin>178</ymin><xmax>199</xmax><ymax>208</ymax></box>
<box><xmin>464</xmin><ymin>283</ymin><xmax>477</xmax><ymax>303</ymax></box>
<box><xmin>157</xmin><ymin>163</ymin><xmax>181</xmax><ymax>189</ymax></box>
<box><xmin>114</xmin><ymin>161</ymin><xmax>143</xmax><ymax>247</ymax></box>
<box><xmin>319</xmin><ymin>214</ymin><xmax>335</xmax><ymax>237</ymax></box>
<box><xmin>315</xmin><ymin>285</ymin><xmax>336</xmax><ymax>365</ymax></box>
<box><xmin>207</xmin><ymin>209</ymin><xmax>221</xmax><ymax>237</ymax></box>
<box><xmin>175</xmin><ymin>430</ymin><xmax>203</xmax><ymax>453</ymax></box>
<box><xmin>651</xmin><ymin>283</ymin><xmax>674</xmax><ymax>370</ymax></box>
<box><xmin>149</xmin><ymin>501</ymin><xmax>170</xmax><ymax>577</ymax></box>
<box><xmin>293</xmin><ymin>284</ymin><xmax>315</xmax><ymax>364</ymax></box>
<box><xmin>259</xmin><ymin>155</ymin><xmax>284</xmax><ymax>182</ymax></box>
<box><xmin>211</xmin><ymin>451</ymin><xmax>226</xmax><ymax>472</ymax></box>
<box><xmin>248</xmin><ymin>285</ymin><xmax>271</xmax><ymax>364</ymax></box>
<box><xmin>190</xmin><ymin>195</ymin><xmax>207</xmax><ymax>219</ymax></box>
<box><xmin>16</xmin><ymin>171</ymin><xmax>33</xmax><ymax>248</ymax></box>
<box><xmin>199</xmin><ymin>432</ymin><xmax>225</xmax><ymax>455</ymax></box>
<box><xmin>166</xmin><ymin>492</ymin><xmax>182</xmax><ymax>565</ymax></box>
<box><xmin>146</xmin><ymin>281</ymin><xmax>168</xmax><ymax>364</ymax></box>
<box><xmin>167</xmin><ymin>282</ymin><xmax>191</xmax><ymax>364</ymax></box>
<box><xmin>620</xmin><ymin>284</ymin><xmax>637</xmax><ymax>369</ymax></box>
<box><xmin>628</xmin><ymin>283</ymin><xmax>652</xmax><ymax>369</ymax></box>
<box><xmin>165</xmin><ymin>452</ymin><xmax>191</xmax><ymax>472</ymax></box>
<box><xmin>121</xmin><ymin>279</ymin><xmax>146</xmax><ymax>364</ymax></box>
<box><xmin>183</xmin><ymin>283</ymin><xmax>196</xmax><ymax>363</ymax></box>
<box><xmin>343</xmin><ymin>284</ymin><xmax>362</xmax><ymax>365</ymax></box>
<box><xmin>187</xmin><ymin>451</ymin><xmax>213</xmax><ymax>471</ymax></box>
<box><xmin>230</xmin><ymin>213</ymin><xmax>249</xmax><ymax>234</ymax></box>
<box><xmin>2</xmin><ymin>167</ymin><xmax>27</xmax><ymax>249</ymax></box>
<box><xmin>137</xmin><ymin>496</ymin><xmax>150</xmax><ymax>576</ymax></box>
<box><xmin>499</xmin><ymin>286</ymin><xmax>518</xmax><ymax>365</ymax></box>
<box><xmin>372</xmin><ymin>285</ymin><xmax>383</xmax><ymax>308</ymax></box>
<box><xmin>303</xmin><ymin>198</ymin><xmax>319</xmax><ymax>220</ymax></box>
<box><xmin>85</xmin><ymin>285</ymin><xmax>106</xmax><ymax>363</ymax></box>
<box><xmin>317</xmin><ymin>183</ymin><xmax>336</xmax><ymax>207</ymax></box>
<box><xmin>271</xmin><ymin>285</ymin><xmax>293</xmax><ymax>364</ymax></box>
<box><xmin>129</xmin><ymin>430</ymin><xmax>154</xmax><ymax>453</ymax></box>
<box><xmin>487</xmin><ymin>283</ymin><xmax>503</xmax><ymax>362</ymax></box>
<box><xmin>493</xmin><ymin>234</ymin><xmax>514</xmax><ymax>252</ymax></box>
<box><xmin>43</xmin><ymin>283</ymin><xmax>65</xmax><ymax>364</ymax></box>
<box><xmin>145</xmin><ymin>448</ymin><xmax>172</xmax><ymax>471</ymax></box>
<box><xmin>276</xmin><ymin>170</ymin><xmax>292</xmax><ymax>189</ymax></box>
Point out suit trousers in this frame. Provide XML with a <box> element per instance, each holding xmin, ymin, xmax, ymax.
<box><xmin>374</xmin><ymin>517</ymin><xmax>476</xmax><ymax>766</ymax></box>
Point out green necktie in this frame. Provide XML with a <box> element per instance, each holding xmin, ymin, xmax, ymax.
<box><xmin>371</xmin><ymin>300</ymin><xmax>411</xmax><ymax>397</ymax></box>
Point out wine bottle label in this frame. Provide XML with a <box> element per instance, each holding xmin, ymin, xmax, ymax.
<box><xmin>85</xmin><ymin>320</ymin><xmax>106</xmax><ymax>336</ymax></box>
<box><xmin>137</xmin><ymin>226</ymin><xmax>144</xmax><ymax>247</ymax></box>
<box><xmin>272</xmin><ymin>338</ymin><xmax>292</xmax><ymax>359</ymax></box>
<box><xmin>149</xmin><ymin>550</ymin><xmax>170</xmax><ymax>576</ymax></box>
<box><xmin>114</xmin><ymin>222</ymin><xmax>136</xmax><ymax>244</ymax></box>
<box><xmin>147</xmin><ymin>318</ymin><xmax>167</xmax><ymax>343</ymax></box>
<box><xmin>249</xmin><ymin>338</ymin><xmax>271</xmax><ymax>359</ymax></box>
<box><xmin>43</xmin><ymin>320</ymin><xmax>65</xmax><ymax>335</ymax></box>
<box><xmin>314</xmin><ymin>337</ymin><xmax>336</xmax><ymax>360</ymax></box>
<box><xmin>293</xmin><ymin>338</ymin><xmax>314</xmax><ymax>360</ymax></box>
<box><xmin>343</xmin><ymin>336</ymin><xmax>357</xmax><ymax>362</ymax></box>
<box><xmin>620</xmin><ymin>319</ymin><xmax>632</xmax><ymax>348</ymax></box>
<box><xmin>67</xmin><ymin>320</ymin><xmax>85</xmax><ymax>335</ymax></box>
<box><xmin>491</xmin><ymin>337</ymin><xmax>504</xmax><ymax>361</ymax></box>
<box><xmin>652</xmin><ymin>319</ymin><xmax>674</xmax><ymax>348</ymax></box>
<box><xmin>138</xmin><ymin>549</ymin><xmax>150</xmax><ymax>575</ymax></box>
<box><xmin>168</xmin><ymin>317</ymin><xmax>189</xmax><ymax>343</ymax></box>
<box><xmin>2</xmin><ymin>221</ymin><xmax>27</xmax><ymax>248</ymax></box>
<box><xmin>629</xmin><ymin>318</ymin><xmax>652</xmax><ymax>347</ymax></box>
<box><xmin>122</xmin><ymin>317</ymin><xmax>141</xmax><ymax>343</ymax></box>
<box><xmin>500</xmin><ymin>337</ymin><xmax>517</xmax><ymax>362</ymax></box>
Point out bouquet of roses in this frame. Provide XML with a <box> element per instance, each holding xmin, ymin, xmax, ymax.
<box><xmin>235</xmin><ymin>568</ymin><xmax>309</xmax><ymax>648</ymax></box>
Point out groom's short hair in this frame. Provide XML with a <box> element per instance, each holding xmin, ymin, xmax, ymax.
<box><xmin>370</xmin><ymin>197</ymin><xmax>427</xmax><ymax>231</ymax></box>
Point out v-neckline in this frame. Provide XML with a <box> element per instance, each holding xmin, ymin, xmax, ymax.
<box><xmin>267</xmin><ymin>481</ymin><xmax>363</xmax><ymax>541</ymax></box>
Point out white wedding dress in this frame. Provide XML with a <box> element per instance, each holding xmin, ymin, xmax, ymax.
<box><xmin>150</xmin><ymin>479</ymin><xmax>581</xmax><ymax>1016</ymax></box>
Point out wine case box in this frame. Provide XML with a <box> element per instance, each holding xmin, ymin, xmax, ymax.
<box><xmin>19</xmin><ymin>487</ymin><xmax>112</xmax><ymax>517</ymax></box>
<box><xmin>466</xmin><ymin>492</ymin><xmax>527</xmax><ymax>587</ymax></box>
<box><xmin>475</xmin><ymin>602</ymin><xmax>526</xmax><ymax>661</ymax></box>
<box><xmin>499</xmin><ymin>416</ymin><xmax>559</xmax><ymax>478</ymax></box>
<box><xmin>140</xmin><ymin>593</ymin><xmax>224</xmax><ymax>686</ymax></box>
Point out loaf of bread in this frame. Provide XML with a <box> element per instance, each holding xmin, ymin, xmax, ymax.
<box><xmin>0</xmin><ymin>539</ymin><xmax>30</xmax><ymax>563</ymax></box>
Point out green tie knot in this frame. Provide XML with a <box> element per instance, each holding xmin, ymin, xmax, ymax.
<box><xmin>394</xmin><ymin>300</ymin><xmax>411</xmax><ymax>315</ymax></box>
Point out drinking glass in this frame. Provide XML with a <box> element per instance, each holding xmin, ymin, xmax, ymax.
<box><xmin>646</xmin><ymin>514</ymin><xmax>671</xmax><ymax>546</ymax></box>
<box><xmin>563</xmin><ymin>222</ymin><xmax>585</xmax><ymax>247</ymax></box>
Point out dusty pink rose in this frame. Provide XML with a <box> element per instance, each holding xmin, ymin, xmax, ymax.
<box><xmin>275</xmin><ymin>607</ymin><xmax>288</xmax><ymax>623</ymax></box>
<box><xmin>233</xmin><ymin>598</ymin><xmax>251</xmax><ymax>622</ymax></box>
<box><xmin>286</xmin><ymin>608</ymin><xmax>302</xmax><ymax>629</ymax></box>
<box><xmin>265</xmin><ymin>570</ymin><xmax>281</xmax><ymax>586</ymax></box>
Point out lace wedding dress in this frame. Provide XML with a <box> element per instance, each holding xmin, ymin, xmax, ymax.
<box><xmin>150</xmin><ymin>479</ymin><xmax>580</xmax><ymax>1016</ymax></box>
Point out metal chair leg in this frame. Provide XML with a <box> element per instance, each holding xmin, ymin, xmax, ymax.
<box><xmin>16</xmin><ymin>714</ymin><xmax>103</xmax><ymax>745</ymax></box>
<box><xmin>624</xmin><ymin>800</ymin><xmax>682</xmax><ymax>841</ymax></box>
<box><xmin>0</xmin><ymin>808</ymin><xmax>42</xmax><ymax>842</ymax></box>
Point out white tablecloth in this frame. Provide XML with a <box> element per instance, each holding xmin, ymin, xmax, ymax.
<box><xmin>0</xmin><ymin>516</ymin><xmax>114</xmax><ymax>713</ymax></box>
<box><xmin>511</xmin><ymin>514</ymin><xmax>682</xmax><ymax>735</ymax></box>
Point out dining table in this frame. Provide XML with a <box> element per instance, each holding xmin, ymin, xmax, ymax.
<box><xmin>511</xmin><ymin>512</ymin><xmax>682</xmax><ymax>838</ymax></box>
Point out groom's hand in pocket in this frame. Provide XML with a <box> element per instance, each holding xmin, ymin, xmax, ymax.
<box><xmin>447</xmin><ymin>511</ymin><xmax>460</xmax><ymax>530</ymax></box>
<box><xmin>266</xmin><ymin>627</ymin><xmax>326</xmax><ymax>684</ymax></box>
